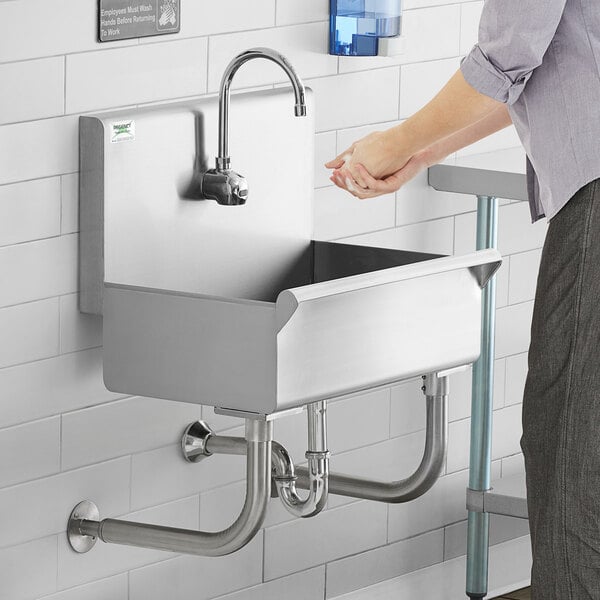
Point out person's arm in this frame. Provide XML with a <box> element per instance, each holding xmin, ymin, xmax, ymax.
<box><xmin>331</xmin><ymin>105</ymin><xmax>512</xmax><ymax>199</ymax></box>
<box><xmin>328</xmin><ymin>0</ymin><xmax>567</xmax><ymax>191</ymax></box>
<box><xmin>422</xmin><ymin>105</ymin><xmax>513</xmax><ymax>166</ymax></box>
<box><xmin>326</xmin><ymin>69</ymin><xmax>502</xmax><ymax>184</ymax></box>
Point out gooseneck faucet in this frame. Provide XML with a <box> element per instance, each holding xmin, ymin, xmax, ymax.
<box><xmin>200</xmin><ymin>47</ymin><xmax>307</xmax><ymax>206</ymax></box>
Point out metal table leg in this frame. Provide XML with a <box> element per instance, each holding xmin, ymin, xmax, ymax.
<box><xmin>466</xmin><ymin>195</ymin><xmax>499</xmax><ymax>598</ymax></box>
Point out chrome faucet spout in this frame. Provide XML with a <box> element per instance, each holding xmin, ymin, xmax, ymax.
<box><xmin>217</xmin><ymin>47</ymin><xmax>307</xmax><ymax>171</ymax></box>
<box><xmin>199</xmin><ymin>48</ymin><xmax>307</xmax><ymax>206</ymax></box>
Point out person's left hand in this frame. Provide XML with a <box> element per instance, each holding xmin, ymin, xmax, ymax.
<box><xmin>327</xmin><ymin>151</ymin><xmax>432</xmax><ymax>199</ymax></box>
<box><xmin>325</xmin><ymin>129</ymin><xmax>412</xmax><ymax>188</ymax></box>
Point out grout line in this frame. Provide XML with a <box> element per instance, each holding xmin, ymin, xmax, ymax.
<box><xmin>0</xmin><ymin>230</ymin><xmax>77</xmax><ymax>252</ymax></box>
<box><xmin>506</xmin><ymin>253</ymin><xmax>513</xmax><ymax>307</ymax></box>
<box><xmin>442</xmin><ymin>525</ymin><xmax>447</xmax><ymax>561</ymax></box>
<box><xmin>58</xmin><ymin>175</ymin><xmax>64</xmax><ymax>236</ymax></box>
<box><xmin>387</xmin><ymin>387</ymin><xmax>393</xmax><ymax>439</ymax></box>
<box><xmin>197</xmin><ymin>492</ymin><xmax>202</xmax><ymax>530</ymax></box>
<box><xmin>261</xmin><ymin>528</ymin><xmax>266</xmax><ymax>583</ymax></box>
<box><xmin>385</xmin><ymin>503</ymin><xmax>390</xmax><ymax>544</ymax></box>
<box><xmin>0</xmin><ymin>452</ymin><xmax>132</xmax><ymax>497</ymax></box>
<box><xmin>63</xmin><ymin>54</ymin><xmax>67</xmax><ymax>116</ymax></box>
<box><xmin>397</xmin><ymin>65</ymin><xmax>402</xmax><ymax>122</ymax></box>
<box><xmin>0</xmin><ymin>294</ymin><xmax>64</xmax><ymax>313</ymax></box>
<box><xmin>0</xmin><ymin>172</ymin><xmax>78</xmax><ymax>189</ymax></box>
<box><xmin>54</xmin><ymin>534</ymin><xmax>59</xmax><ymax>591</ymax></box>
<box><xmin>57</xmin><ymin>294</ymin><xmax>62</xmax><ymax>355</ymax></box>
<box><xmin>128</xmin><ymin>454</ymin><xmax>133</xmax><ymax>511</ymax></box>
<box><xmin>458</xmin><ymin>2</ymin><xmax>464</xmax><ymax>56</ymax></box>
<box><xmin>59</xmin><ymin>413</ymin><xmax>63</xmax><ymax>471</ymax></box>
<box><xmin>205</xmin><ymin>36</ymin><xmax>211</xmax><ymax>94</ymax></box>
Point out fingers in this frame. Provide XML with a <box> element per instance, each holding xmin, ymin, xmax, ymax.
<box><xmin>335</xmin><ymin>167</ymin><xmax>362</xmax><ymax>192</ymax></box>
<box><xmin>346</xmin><ymin>164</ymin><xmax>398</xmax><ymax>196</ymax></box>
<box><xmin>333</xmin><ymin>157</ymin><xmax>370</xmax><ymax>190</ymax></box>
<box><xmin>330</xmin><ymin>169</ymin><xmax>359</xmax><ymax>192</ymax></box>
<box><xmin>330</xmin><ymin>171</ymin><xmax>381</xmax><ymax>200</ymax></box>
<box><xmin>324</xmin><ymin>145</ymin><xmax>354</xmax><ymax>169</ymax></box>
<box><xmin>332</xmin><ymin>153</ymin><xmax>370</xmax><ymax>188</ymax></box>
<box><xmin>348</xmin><ymin>164</ymin><xmax>369</xmax><ymax>189</ymax></box>
<box><xmin>354</xmin><ymin>160</ymin><xmax>421</xmax><ymax>195</ymax></box>
<box><xmin>330</xmin><ymin>158</ymin><xmax>421</xmax><ymax>200</ymax></box>
<box><xmin>353</xmin><ymin>164</ymin><xmax>382</xmax><ymax>190</ymax></box>
<box><xmin>330</xmin><ymin>169</ymin><xmax>369</xmax><ymax>198</ymax></box>
<box><xmin>325</xmin><ymin>157</ymin><xmax>346</xmax><ymax>170</ymax></box>
<box><xmin>331</xmin><ymin>165</ymin><xmax>381</xmax><ymax>199</ymax></box>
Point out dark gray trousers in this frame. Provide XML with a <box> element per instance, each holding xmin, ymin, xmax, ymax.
<box><xmin>522</xmin><ymin>178</ymin><xmax>600</xmax><ymax>599</ymax></box>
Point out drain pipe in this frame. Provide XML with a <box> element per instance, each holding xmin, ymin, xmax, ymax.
<box><xmin>183</xmin><ymin>373</ymin><xmax>447</xmax><ymax>507</ymax></box>
<box><xmin>183</xmin><ymin>402</ymin><xmax>330</xmax><ymax>519</ymax></box>
<box><xmin>68</xmin><ymin>374</ymin><xmax>448</xmax><ymax>556</ymax></box>
<box><xmin>184</xmin><ymin>373</ymin><xmax>447</xmax><ymax>507</ymax></box>
<box><xmin>295</xmin><ymin>373</ymin><xmax>448</xmax><ymax>503</ymax></box>
<box><xmin>272</xmin><ymin>401</ymin><xmax>330</xmax><ymax>518</ymax></box>
<box><xmin>67</xmin><ymin>419</ymin><xmax>272</xmax><ymax>557</ymax></box>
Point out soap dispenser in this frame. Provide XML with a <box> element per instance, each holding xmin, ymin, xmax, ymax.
<box><xmin>329</xmin><ymin>0</ymin><xmax>403</xmax><ymax>57</ymax></box>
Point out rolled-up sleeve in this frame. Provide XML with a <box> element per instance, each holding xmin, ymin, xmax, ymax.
<box><xmin>460</xmin><ymin>0</ymin><xmax>567</xmax><ymax>105</ymax></box>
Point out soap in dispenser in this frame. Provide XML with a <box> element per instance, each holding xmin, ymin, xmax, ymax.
<box><xmin>329</xmin><ymin>0</ymin><xmax>402</xmax><ymax>57</ymax></box>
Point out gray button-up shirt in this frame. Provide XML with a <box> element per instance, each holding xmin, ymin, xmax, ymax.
<box><xmin>460</xmin><ymin>0</ymin><xmax>600</xmax><ymax>223</ymax></box>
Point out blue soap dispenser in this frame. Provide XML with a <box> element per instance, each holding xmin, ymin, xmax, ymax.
<box><xmin>329</xmin><ymin>0</ymin><xmax>403</xmax><ymax>57</ymax></box>
<box><xmin>329</xmin><ymin>0</ymin><xmax>402</xmax><ymax>56</ymax></box>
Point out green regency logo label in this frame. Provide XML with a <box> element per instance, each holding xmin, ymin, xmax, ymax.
<box><xmin>111</xmin><ymin>120</ymin><xmax>135</xmax><ymax>143</ymax></box>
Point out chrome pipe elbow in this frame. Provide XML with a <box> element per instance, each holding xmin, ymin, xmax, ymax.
<box><xmin>182</xmin><ymin>412</ymin><xmax>329</xmax><ymax>518</ymax></box>
<box><xmin>295</xmin><ymin>375</ymin><xmax>449</xmax><ymax>504</ymax></box>
<box><xmin>272</xmin><ymin>401</ymin><xmax>330</xmax><ymax>518</ymax></box>
<box><xmin>69</xmin><ymin>419</ymin><xmax>272</xmax><ymax>557</ymax></box>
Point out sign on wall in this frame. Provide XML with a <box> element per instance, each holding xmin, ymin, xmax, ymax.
<box><xmin>98</xmin><ymin>0</ymin><xmax>180</xmax><ymax>42</ymax></box>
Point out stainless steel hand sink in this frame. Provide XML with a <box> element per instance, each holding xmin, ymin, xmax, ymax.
<box><xmin>79</xmin><ymin>87</ymin><xmax>501</xmax><ymax>416</ymax></box>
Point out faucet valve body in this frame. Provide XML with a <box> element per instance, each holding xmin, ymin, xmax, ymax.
<box><xmin>200</xmin><ymin>168</ymin><xmax>248</xmax><ymax>206</ymax></box>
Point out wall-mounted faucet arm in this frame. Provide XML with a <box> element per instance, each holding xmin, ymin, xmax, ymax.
<box><xmin>199</xmin><ymin>47</ymin><xmax>307</xmax><ymax>206</ymax></box>
<box><xmin>217</xmin><ymin>47</ymin><xmax>307</xmax><ymax>171</ymax></box>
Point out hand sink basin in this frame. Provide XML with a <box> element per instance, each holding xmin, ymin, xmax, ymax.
<box><xmin>103</xmin><ymin>242</ymin><xmax>499</xmax><ymax>415</ymax></box>
<box><xmin>79</xmin><ymin>87</ymin><xmax>501</xmax><ymax>416</ymax></box>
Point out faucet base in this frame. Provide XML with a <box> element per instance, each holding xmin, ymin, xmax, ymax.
<box><xmin>200</xmin><ymin>169</ymin><xmax>248</xmax><ymax>206</ymax></box>
<box><xmin>67</xmin><ymin>501</ymin><xmax>99</xmax><ymax>554</ymax></box>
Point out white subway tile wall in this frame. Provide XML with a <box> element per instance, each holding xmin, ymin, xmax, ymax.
<box><xmin>0</xmin><ymin>178</ymin><xmax>62</xmax><ymax>247</ymax></box>
<box><xmin>0</xmin><ymin>0</ymin><xmax>539</xmax><ymax>598</ymax></box>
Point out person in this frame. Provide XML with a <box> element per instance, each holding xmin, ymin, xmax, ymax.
<box><xmin>326</xmin><ymin>1</ymin><xmax>600</xmax><ymax>597</ymax></box>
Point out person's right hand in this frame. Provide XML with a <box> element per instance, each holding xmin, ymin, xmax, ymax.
<box><xmin>325</xmin><ymin>130</ymin><xmax>411</xmax><ymax>189</ymax></box>
<box><xmin>329</xmin><ymin>149</ymin><xmax>434</xmax><ymax>200</ymax></box>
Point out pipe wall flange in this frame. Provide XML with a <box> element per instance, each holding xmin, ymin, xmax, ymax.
<box><xmin>67</xmin><ymin>500</ymin><xmax>99</xmax><ymax>553</ymax></box>
<box><xmin>182</xmin><ymin>420</ymin><xmax>214</xmax><ymax>463</ymax></box>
